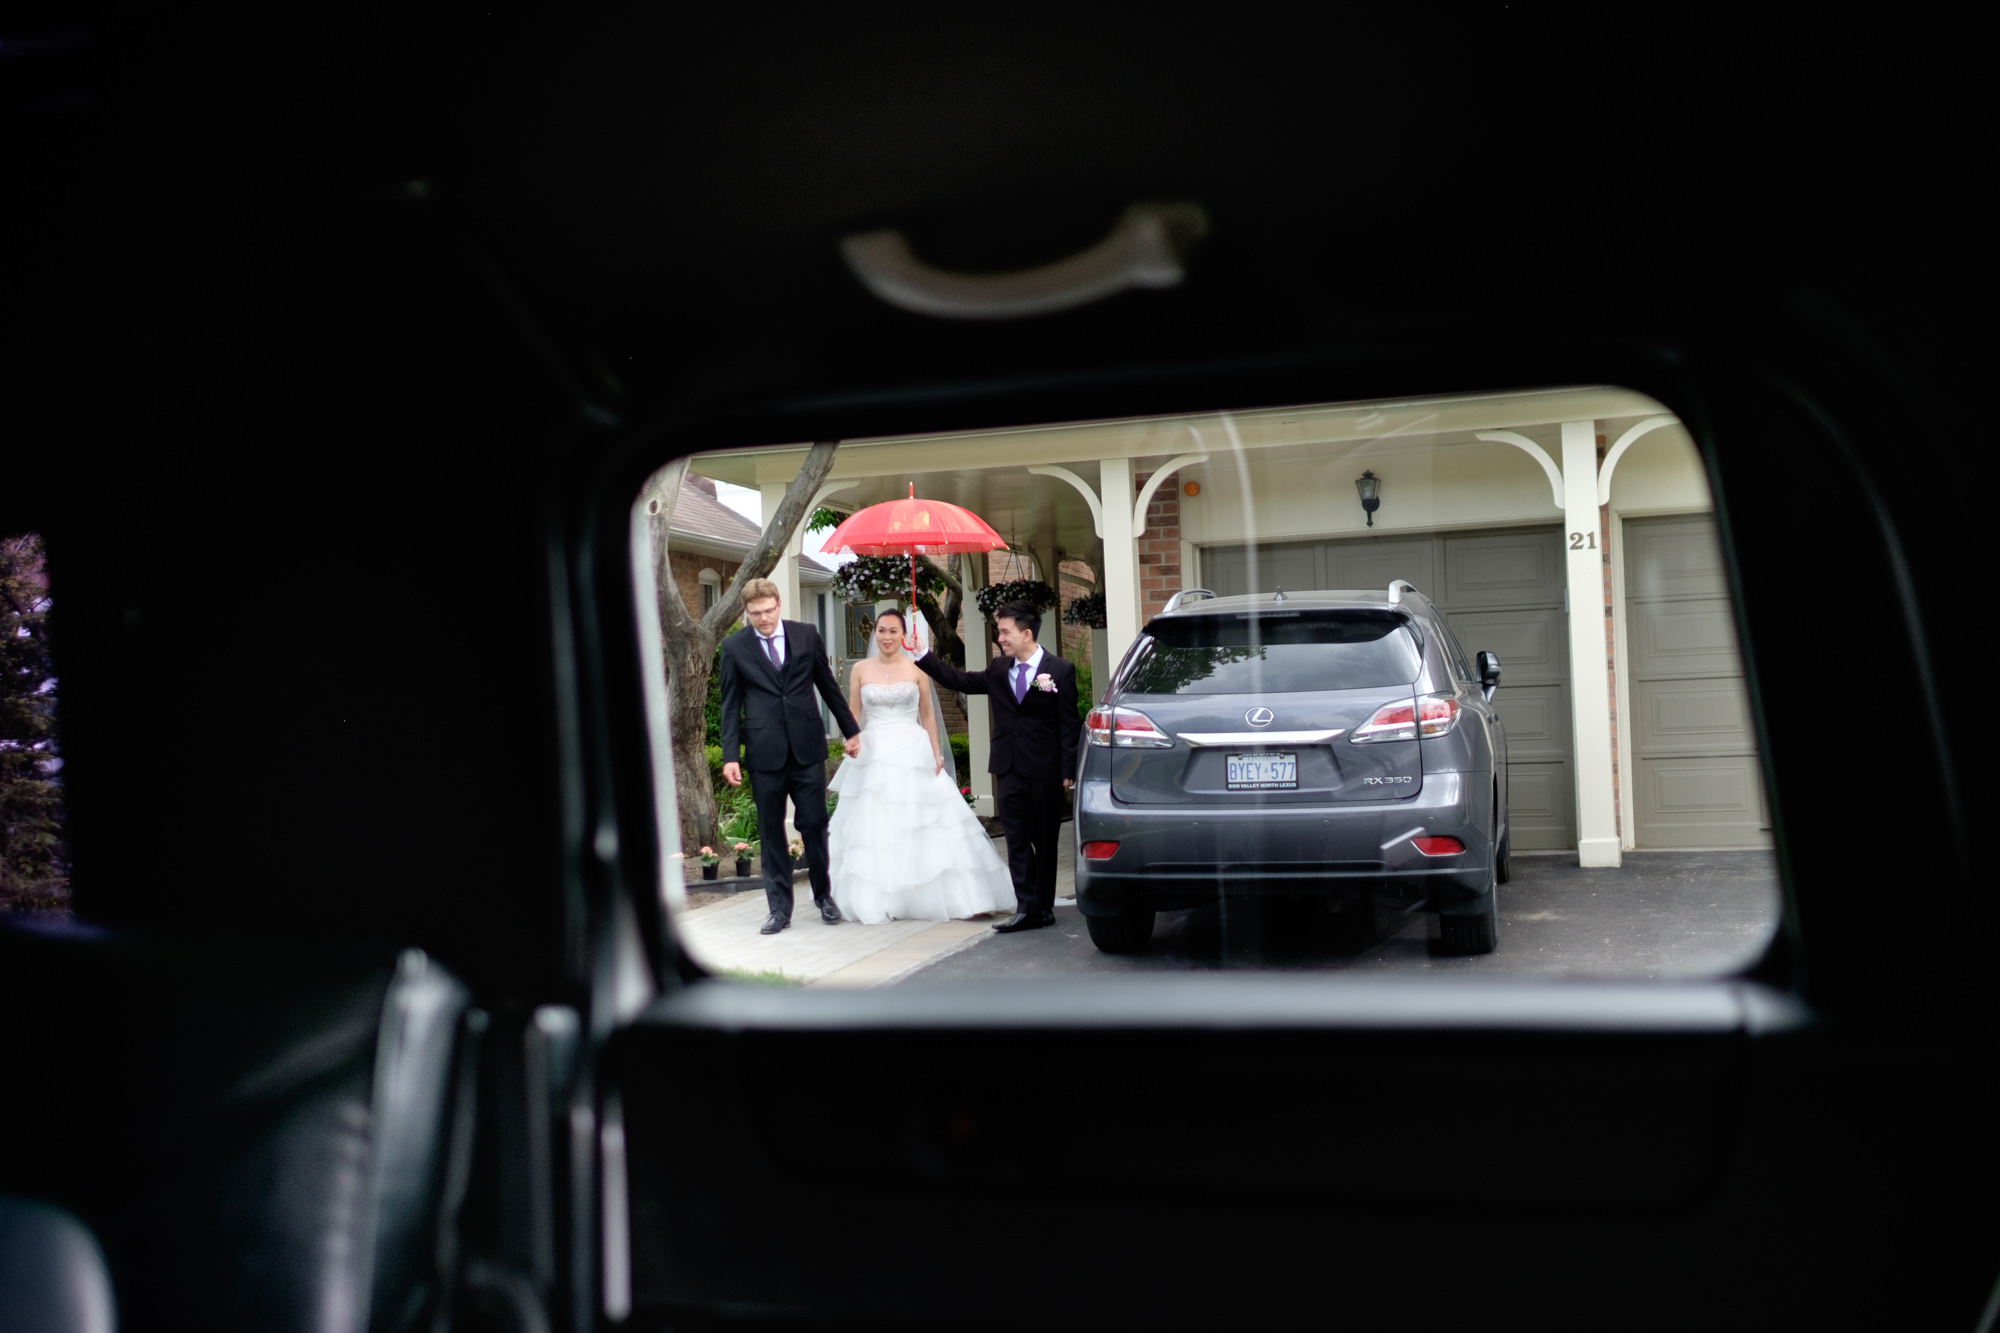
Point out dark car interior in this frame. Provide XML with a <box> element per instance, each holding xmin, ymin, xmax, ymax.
<box><xmin>3</xmin><ymin>11</ymin><xmax>1992</xmax><ymax>1332</ymax></box>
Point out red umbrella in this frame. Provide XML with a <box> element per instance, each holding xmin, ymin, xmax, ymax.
<box><xmin>819</xmin><ymin>484</ymin><xmax>1007</xmax><ymax>647</ymax></box>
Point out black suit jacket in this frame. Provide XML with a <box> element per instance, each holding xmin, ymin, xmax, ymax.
<box><xmin>718</xmin><ymin>621</ymin><xmax>859</xmax><ymax>772</ymax></box>
<box><xmin>916</xmin><ymin>650</ymin><xmax>1082</xmax><ymax>781</ymax></box>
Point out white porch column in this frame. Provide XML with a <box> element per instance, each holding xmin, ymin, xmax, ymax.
<box><xmin>1561</xmin><ymin>420</ymin><xmax>1620</xmax><ymax>868</ymax></box>
<box><xmin>1099</xmin><ymin>457</ymin><xmax>1140</xmax><ymax>669</ymax></box>
<box><xmin>759</xmin><ymin>482</ymin><xmax>802</xmax><ymax>615</ymax></box>
<box><xmin>955</xmin><ymin>559</ymin><xmax>996</xmax><ymax>817</ymax></box>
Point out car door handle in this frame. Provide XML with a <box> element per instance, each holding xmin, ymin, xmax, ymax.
<box><xmin>839</xmin><ymin>202</ymin><xmax>1208</xmax><ymax>320</ymax></box>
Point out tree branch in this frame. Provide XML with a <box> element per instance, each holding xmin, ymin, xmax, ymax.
<box><xmin>704</xmin><ymin>439</ymin><xmax>839</xmax><ymax>635</ymax></box>
<box><xmin>643</xmin><ymin>457</ymin><xmax>696</xmax><ymax>642</ymax></box>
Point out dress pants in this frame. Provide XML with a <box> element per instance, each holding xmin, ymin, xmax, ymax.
<box><xmin>996</xmin><ymin>772</ymin><xmax>1066</xmax><ymax>917</ymax></box>
<box><xmin>749</xmin><ymin>755</ymin><xmax>832</xmax><ymax>920</ymax></box>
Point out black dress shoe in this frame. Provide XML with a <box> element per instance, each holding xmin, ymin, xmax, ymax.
<box><xmin>759</xmin><ymin>912</ymin><xmax>790</xmax><ymax>935</ymax></box>
<box><xmin>817</xmin><ymin>899</ymin><xmax>843</xmax><ymax>925</ymax></box>
<box><xmin>1037</xmin><ymin>910</ymin><xmax>1057</xmax><ymax>928</ymax></box>
<box><xmin>992</xmin><ymin>912</ymin><xmax>1044</xmax><ymax>933</ymax></box>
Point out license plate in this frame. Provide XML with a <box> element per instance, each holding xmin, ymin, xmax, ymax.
<box><xmin>1227</xmin><ymin>752</ymin><xmax>1297</xmax><ymax>790</ymax></box>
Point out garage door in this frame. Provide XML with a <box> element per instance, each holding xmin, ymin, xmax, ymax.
<box><xmin>1204</xmin><ymin>527</ymin><xmax>1573</xmax><ymax>849</ymax></box>
<box><xmin>1623</xmin><ymin>515</ymin><xmax>1770</xmax><ymax>848</ymax></box>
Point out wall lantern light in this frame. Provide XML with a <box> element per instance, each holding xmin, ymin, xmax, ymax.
<box><xmin>1354</xmin><ymin>470</ymin><xmax>1382</xmax><ymax>527</ymax></box>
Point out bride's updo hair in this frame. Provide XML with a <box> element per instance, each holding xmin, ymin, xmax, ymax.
<box><xmin>873</xmin><ymin>608</ymin><xmax>906</xmax><ymax>633</ymax></box>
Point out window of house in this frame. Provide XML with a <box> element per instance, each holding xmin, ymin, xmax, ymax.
<box><xmin>635</xmin><ymin>387</ymin><xmax>1778</xmax><ymax>986</ymax></box>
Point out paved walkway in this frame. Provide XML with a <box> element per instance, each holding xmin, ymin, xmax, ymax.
<box><xmin>673</xmin><ymin>835</ymin><xmax>1077</xmax><ymax>986</ymax></box>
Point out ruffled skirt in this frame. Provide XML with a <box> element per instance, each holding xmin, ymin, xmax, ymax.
<box><xmin>827</xmin><ymin>719</ymin><xmax>1017</xmax><ymax>923</ymax></box>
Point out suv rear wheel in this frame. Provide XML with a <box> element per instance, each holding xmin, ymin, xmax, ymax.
<box><xmin>1084</xmin><ymin>908</ymin><xmax>1156</xmax><ymax>954</ymax></box>
<box><xmin>1437</xmin><ymin>838</ymin><xmax>1501</xmax><ymax>955</ymax></box>
<box><xmin>1437</xmin><ymin>897</ymin><xmax>1498</xmax><ymax>954</ymax></box>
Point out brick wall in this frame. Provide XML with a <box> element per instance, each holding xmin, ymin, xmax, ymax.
<box><xmin>1057</xmin><ymin>558</ymin><xmax>1095</xmax><ymax>656</ymax></box>
<box><xmin>667</xmin><ymin>549</ymin><xmax>737</xmax><ymax>621</ymax></box>
<box><xmin>1135</xmin><ymin>470</ymin><xmax>1182</xmax><ymax>619</ymax></box>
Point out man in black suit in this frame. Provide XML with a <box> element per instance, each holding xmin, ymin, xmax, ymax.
<box><xmin>718</xmin><ymin>578</ymin><xmax>862</xmax><ymax>934</ymax></box>
<box><xmin>916</xmin><ymin>601</ymin><xmax>1082</xmax><ymax>932</ymax></box>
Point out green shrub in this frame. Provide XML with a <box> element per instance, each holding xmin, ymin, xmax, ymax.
<box><xmin>827</xmin><ymin>739</ymin><xmax>845</xmax><ymax>763</ymax></box>
<box><xmin>706</xmin><ymin>744</ymin><xmax>724</xmax><ymax>779</ymax></box>
<box><xmin>1073</xmin><ymin>660</ymin><xmax>1095</xmax><ymax>720</ymax></box>
<box><xmin>715</xmin><ymin>783</ymin><xmax>758</xmax><ymax>841</ymax></box>
<box><xmin>947</xmin><ymin>732</ymin><xmax>969</xmax><ymax>762</ymax></box>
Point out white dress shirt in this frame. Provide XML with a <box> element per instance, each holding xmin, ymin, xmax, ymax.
<box><xmin>1009</xmin><ymin>646</ymin><xmax>1044</xmax><ymax>697</ymax></box>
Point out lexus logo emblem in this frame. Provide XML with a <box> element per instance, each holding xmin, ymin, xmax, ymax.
<box><xmin>1246</xmin><ymin>707</ymin><xmax>1275</xmax><ymax>727</ymax></box>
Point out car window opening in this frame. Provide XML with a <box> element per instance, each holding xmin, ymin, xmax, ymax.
<box><xmin>637</xmin><ymin>387</ymin><xmax>1779</xmax><ymax>985</ymax></box>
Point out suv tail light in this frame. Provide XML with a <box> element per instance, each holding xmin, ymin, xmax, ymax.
<box><xmin>1412</xmin><ymin>835</ymin><xmax>1465</xmax><ymax>856</ymax></box>
<box><xmin>1351</xmin><ymin>693</ymin><xmax>1460</xmax><ymax>744</ymax></box>
<box><xmin>1418</xmin><ymin>693</ymin><xmax>1460</xmax><ymax>737</ymax></box>
<box><xmin>1085</xmin><ymin>706</ymin><xmax>1173</xmax><ymax>748</ymax></box>
<box><xmin>1081</xmin><ymin>841</ymin><xmax>1120</xmax><ymax>860</ymax></box>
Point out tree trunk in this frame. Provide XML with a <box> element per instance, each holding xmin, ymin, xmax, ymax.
<box><xmin>646</xmin><ymin>442</ymin><xmax>841</xmax><ymax>856</ymax></box>
<box><xmin>664</xmin><ymin>627</ymin><xmax>719</xmax><ymax>859</ymax></box>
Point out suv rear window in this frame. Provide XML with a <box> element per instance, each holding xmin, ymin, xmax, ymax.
<box><xmin>1121</xmin><ymin>610</ymin><xmax>1422</xmax><ymax>695</ymax></box>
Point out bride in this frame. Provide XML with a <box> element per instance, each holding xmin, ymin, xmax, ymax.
<box><xmin>828</xmin><ymin>608</ymin><xmax>1017</xmax><ymax>923</ymax></box>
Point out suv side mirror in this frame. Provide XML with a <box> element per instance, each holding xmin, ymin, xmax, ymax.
<box><xmin>1475</xmin><ymin>650</ymin><xmax>1502</xmax><ymax>701</ymax></box>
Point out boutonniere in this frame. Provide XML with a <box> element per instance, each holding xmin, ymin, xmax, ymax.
<box><xmin>1034</xmin><ymin>673</ymin><xmax>1057</xmax><ymax>693</ymax></box>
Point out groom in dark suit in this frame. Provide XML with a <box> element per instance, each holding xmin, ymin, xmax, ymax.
<box><xmin>718</xmin><ymin>578</ymin><xmax>861</xmax><ymax>935</ymax></box>
<box><xmin>916</xmin><ymin>601</ymin><xmax>1082</xmax><ymax>932</ymax></box>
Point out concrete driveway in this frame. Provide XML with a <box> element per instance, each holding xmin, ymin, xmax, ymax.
<box><xmin>674</xmin><ymin>830</ymin><xmax>1782</xmax><ymax>985</ymax></box>
<box><xmin>904</xmin><ymin>845</ymin><xmax>1782</xmax><ymax>983</ymax></box>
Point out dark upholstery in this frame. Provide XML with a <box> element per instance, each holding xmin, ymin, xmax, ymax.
<box><xmin>0</xmin><ymin>1198</ymin><xmax>117</xmax><ymax>1333</ymax></box>
<box><xmin>0</xmin><ymin>924</ymin><xmax>473</xmax><ymax>1333</ymax></box>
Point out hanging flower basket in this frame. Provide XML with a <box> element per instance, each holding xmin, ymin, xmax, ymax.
<box><xmin>1062</xmin><ymin>591</ymin><xmax>1107</xmax><ymax>629</ymax></box>
<box><xmin>975</xmin><ymin>579</ymin><xmax>1059</xmax><ymax>617</ymax></box>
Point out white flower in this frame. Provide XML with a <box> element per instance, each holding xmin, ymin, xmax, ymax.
<box><xmin>1034</xmin><ymin>673</ymin><xmax>1057</xmax><ymax>692</ymax></box>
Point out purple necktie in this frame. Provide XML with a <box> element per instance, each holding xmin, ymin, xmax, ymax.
<box><xmin>763</xmin><ymin>634</ymin><xmax>782</xmax><ymax>668</ymax></box>
<box><xmin>1013</xmin><ymin>661</ymin><xmax>1029</xmax><ymax>702</ymax></box>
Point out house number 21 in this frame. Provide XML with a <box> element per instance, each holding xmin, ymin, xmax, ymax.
<box><xmin>1568</xmin><ymin>531</ymin><xmax>1598</xmax><ymax>550</ymax></box>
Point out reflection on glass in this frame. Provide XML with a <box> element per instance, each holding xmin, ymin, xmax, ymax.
<box><xmin>1123</xmin><ymin>611</ymin><xmax>1420</xmax><ymax>695</ymax></box>
<box><xmin>634</xmin><ymin>387</ymin><xmax>1781</xmax><ymax>986</ymax></box>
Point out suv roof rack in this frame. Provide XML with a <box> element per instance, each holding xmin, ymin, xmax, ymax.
<box><xmin>1386</xmin><ymin>580</ymin><xmax>1420</xmax><ymax>604</ymax></box>
<box><xmin>1161</xmin><ymin>588</ymin><xmax>1216</xmax><ymax>613</ymax></box>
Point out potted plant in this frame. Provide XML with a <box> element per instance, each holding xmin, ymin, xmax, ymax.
<box><xmin>733</xmin><ymin>841</ymin><xmax>754</xmax><ymax>878</ymax></box>
<box><xmin>697</xmin><ymin>846</ymin><xmax>721</xmax><ymax>880</ymax></box>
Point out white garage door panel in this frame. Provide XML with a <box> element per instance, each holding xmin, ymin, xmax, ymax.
<box><xmin>1490</xmin><ymin>683</ymin><xmax>1567</xmax><ymax>758</ymax></box>
<box><xmin>1628</xmin><ymin>526</ymin><xmax>1729</xmax><ymax>598</ymax></box>
<box><xmin>1205</xmin><ymin>541</ymin><xmax>1319</xmax><ymax>598</ymax></box>
<box><xmin>1625</xmin><ymin>514</ymin><xmax>1768</xmax><ymax>849</ymax></box>
<box><xmin>1325</xmin><ymin>539</ymin><xmax>1433</xmax><ymax>592</ymax></box>
<box><xmin>1448</xmin><ymin>608</ymin><xmax>1564</xmax><ymax>685</ymax></box>
<box><xmin>1632</xmin><ymin>604</ymin><xmax>1744</xmax><ymax>678</ymax></box>
<box><xmin>1444</xmin><ymin>533</ymin><xmax>1562</xmax><ymax>606</ymax></box>
<box><xmin>1635</xmin><ymin>757</ymin><xmax>1768</xmax><ymax>846</ymax></box>
<box><xmin>1504</xmin><ymin>762</ymin><xmax>1575</xmax><ymax>846</ymax></box>
<box><xmin>1633</xmin><ymin>678</ymin><xmax>1758</xmax><ymax>755</ymax></box>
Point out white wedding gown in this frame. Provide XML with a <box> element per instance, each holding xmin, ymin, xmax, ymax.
<box><xmin>828</xmin><ymin>681</ymin><xmax>1017</xmax><ymax>923</ymax></box>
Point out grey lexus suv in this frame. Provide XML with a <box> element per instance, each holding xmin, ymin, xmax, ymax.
<box><xmin>1073</xmin><ymin>582</ymin><xmax>1509</xmax><ymax>955</ymax></box>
